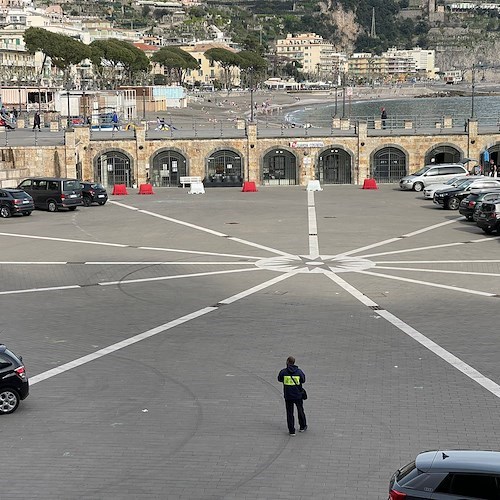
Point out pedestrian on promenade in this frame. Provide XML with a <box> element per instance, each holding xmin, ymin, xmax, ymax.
<box><xmin>277</xmin><ymin>356</ymin><xmax>307</xmax><ymax>436</ymax></box>
<box><xmin>489</xmin><ymin>159</ymin><xmax>497</xmax><ymax>177</ymax></box>
<box><xmin>381</xmin><ymin>107</ymin><xmax>387</xmax><ymax>129</ymax></box>
<box><xmin>112</xmin><ymin>111</ymin><xmax>119</xmax><ymax>131</ymax></box>
<box><xmin>32</xmin><ymin>111</ymin><xmax>41</xmax><ymax>131</ymax></box>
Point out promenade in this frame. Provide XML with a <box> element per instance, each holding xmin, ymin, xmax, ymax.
<box><xmin>2</xmin><ymin>185</ymin><xmax>500</xmax><ymax>499</ymax></box>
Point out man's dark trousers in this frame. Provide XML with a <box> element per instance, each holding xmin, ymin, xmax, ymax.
<box><xmin>285</xmin><ymin>399</ymin><xmax>306</xmax><ymax>434</ymax></box>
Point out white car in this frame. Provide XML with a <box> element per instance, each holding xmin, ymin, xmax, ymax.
<box><xmin>423</xmin><ymin>176</ymin><xmax>471</xmax><ymax>199</ymax></box>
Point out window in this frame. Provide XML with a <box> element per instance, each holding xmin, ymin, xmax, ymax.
<box><xmin>19</xmin><ymin>179</ymin><xmax>32</xmax><ymax>189</ymax></box>
<box><xmin>33</xmin><ymin>180</ymin><xmax>47</xmax><ymax>190</ymax></box>
<box><xmin>426</xmin><ymin>169</ymin><xmax>439</xmax><ymax>176</ymax></box>
<box><xmin>0</xmin><ymin>354</ymin><xmax>12</xmax><ymax>369</ymax></box>
<box><xmin>436</xmin><ymin>473</ymin><xmax>500</xmax><ymax>499</ymax></box>
<box><xmin>47</xmin><ymin>181</ymin><xmax>59</xmax><ymax>190</ymax></box>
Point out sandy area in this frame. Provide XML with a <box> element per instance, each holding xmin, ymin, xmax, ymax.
<box><xmin>163</xmin><ymin>85</ymin><xmax>437</xmax><ymax>123</ymax></box>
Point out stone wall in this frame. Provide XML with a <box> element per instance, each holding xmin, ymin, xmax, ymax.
<box><xmin>1</xmin><ymin>120</ymin><xmax>499</xmax><ymax>187</ymax></box>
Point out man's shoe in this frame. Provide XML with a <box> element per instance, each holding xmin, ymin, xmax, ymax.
<box><xmin>299</xmin><ymin>426</ymin><xmax>308</xmax><ymax>432</ymax></box>
<box><xmin>289</xmin><ymin>432</ymin><xmax>296</xmax><ymax>436</ymax></box>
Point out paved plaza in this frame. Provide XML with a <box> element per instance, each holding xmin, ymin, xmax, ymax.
<box><xmin>1</xmin><ymin>184</ymin><xmax>500</xmax><ymax>499</ymax></box>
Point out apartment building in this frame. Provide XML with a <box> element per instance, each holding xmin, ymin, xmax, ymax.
<box><xmin>384</xmin><ymin>47</ymin><xmax>436</xmax><ymax>78</ymax></box>
<box><xmin>275</xmin><ymin>33</ymin><xmax>337</xmax><ymax>76</ymax></box>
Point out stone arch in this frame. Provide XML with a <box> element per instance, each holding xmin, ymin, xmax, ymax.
<box><xmin>205</xmin><ymin>148</ymin><xmax>244</xmax><ymax>186</ymax></box>
<box><xmin>317</xmin><ymin>145</ymin><xmax>354</xmax><ymax>184</ymax></box>
<box><xmin>424</xmin><ymin>143</ymin><xmax>463</xmax><ymax>165</ymax></box>
<box><xmin>93</xmin><ymin>149</ymin><xmax>134</xmax><ymax>187</ymax></box>
<box><xmin>370</xmin><ymin>145</ymin><xmax>408</xmax><ymax>183</ymax></box>
<box><xmin>261</xmin><ymin>146</ymin><xmax>298</xmax><ymax>186</ymax></box>
<box><xmin>150</xmin><ymin>148</ymin><xmax>188</xmax><ymax>187</ymax></box>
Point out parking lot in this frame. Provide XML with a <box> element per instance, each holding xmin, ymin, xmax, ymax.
<box><xmin>1</xmin><ymin>184</ymin><xmax>500</xmax><ymax>499</ymax></box>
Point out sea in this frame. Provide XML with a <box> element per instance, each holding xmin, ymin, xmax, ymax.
<box><xmin>286</xmin><ymin>95</ymin><xmax>500</xmax><ymax>126</ymax></box>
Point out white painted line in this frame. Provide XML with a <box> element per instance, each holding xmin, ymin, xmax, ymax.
<box><xmin>0</xmin><ymin>262</ymin><xmax>68</xmax><ymax>265</ymax></box>
<box><xmin>0</xmin><ymin>232</ymin><xmax>128</xmax><ymax>248</ymax></box>
<box><xmin>360</xmin><ymin>242</ymin><xmax>464</xmax><ymax>258</ymax></box>
<box><xmin>324</xmin><ymin>272</ymin><xmax>379</xmax><ymax>307</ymax></box>
<box><xmin>139</xmin><ymin>209</ymin><xmax>228</xmax><ymax>237</ymax></box>
<box><xmin>109</xmin><ymin>200</ymin><xmax>292</xmax><ymax>257</ymax></box>
<box><xmin>375</xmin><ymin>265</ymin><xmax>500</xmax><ymax>278</ymax></box>
<box><xmin>336</xmin><ymin>219</ymin><xmax>462</xmax><ymax>258</ymax></box>
<box><xmin>85</xmin><ymin>261</ymin><xmax>255</xmax><ymax>266</ymax></box>
<box><xmin>335</xmin><ymin>238</ymin><xmax>403</xmax><ymax>257</ymax></box>
<box><xmin>307</xmin><ymin>191</ymin><xmax>320</xmax><ymax>259</ymax></box>
<box><xmin>0</xmin><ymin>285</ymin><xmax>81</xmax><ymax>296</ymax></box>
<box><xmin>99</xmin><ymin>267</ymin><xmax>260</xmax><ymax>286</ymax></box>
<box><xmin>376</xmin><ymin>309</ymin><xmax>500</xmax><ymax>398</ymax></box>
<box><xmin>30</xmin><ymin>272</ymin><xmax>297</xmax><ymax>385</ymax></box>
<box><xmin>373</xmin><ymin>260</ymin><xmax>500</xmax><ymax>264</ymax></box>
<box><xmin>327</xmin><ymin>273</ymin><xmax>500</xmax><ymax>399</ymax></box>
<box><xmin>358</xmin><ymin>270</ymin><xmax>495</xmax><ymax>297</ymax></box>
<box><xmin>227</xmin><ymin>237</ymin><xmax>294</xmax><ymax>257</ymax></box>
<box><xmin>108</xmin><ymin>200</ymin><xmax>139</xmax><ymax>211</ymax></box>
<box><xmin>138</xmin><ymin>247</ymin><xmax>262</xmax><ymax>260</ymax></box>
<box><xmin>401</xmin><ymin>218</ymin><xmax>460</xmax><ymax>237</ymax></box>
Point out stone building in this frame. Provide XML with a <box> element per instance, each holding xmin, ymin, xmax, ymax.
<box><xmin>1</xmin><ymin>119</ymin><xmax>498</xmax><ymax>190</ymax></box>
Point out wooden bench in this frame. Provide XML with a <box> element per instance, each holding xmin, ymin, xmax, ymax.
<box><xmin>179</xmin><ymin>176</ymin><xmax>202</xmax><ymax>188</ymax></box>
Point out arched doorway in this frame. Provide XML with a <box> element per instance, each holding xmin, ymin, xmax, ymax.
<box><xmin>317</xmin><ymin>147</ymin><xmax>352</xmax><ymax>184</ymax></box>
<box><xmin>262</xmin><ymin>149</ymin><xmax>297</xmax><ymax>185</ymax></box>
<box><xmin>94</xmin><ymin>151</ymin><xmax>133</xmax><ymax>187</ymax></box>
<box><xmin>372</xmin><ymin>147</ymin><xmax>407</xmax><ymax>183</ymax></box>
<box><xmin>206</xmin><ymin>149</ymin><xmax>243</xmax><ymax>186</ymax></box>
<box><xmin>151</xmin><ymin>150</ymin><xmax>187</xmax><ymax>187</ymax></box>
<box><xmin>425</xmin><ymin>145</ymin><xmax>462</xmax><ymax>165</ymax></box>
<box><xmin>482</xmin><ymin>144</ymin><xmax>500</xmax><ymax>174</ymax></box>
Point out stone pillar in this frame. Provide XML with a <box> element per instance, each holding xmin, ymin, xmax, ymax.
<box><xmin>246</xmin><ymin>122</ymin><xmax>259</xmax><ymax>183</ymax></box>
<box><xmin>404</xmin><ymin>120</ymin><xmax>413</xmax><ymax>129</ymax></box>
<box><xmin>16</xmin><ymin>118</ymin><xmax>25</xmax><ymax>129</ymax></box>
<box><xmin>236</xmin><ymin>119</ymin><xmax>245</xmax><ymax>130</ymax></box>
<box><xmin>374</xmin><ymin>119</ymin><xmax>382</xmax><ymax>130</ymax></box>
<box><xmin>467</xmin><ymin>119</ymin><xmax>479</xmax><ymax>163</ymax></box>
<box><xmin>443</xmin><ymin>116</ymin><xmax>452</xmax><ymax>129</ymax></box>
<box><xmin>135</xmin><ymin>125</ymin><xmax>147</xmax><ymax>186</ymax></box>
<box><xmin>357</xmin><ymin>121</ymin><xmax>368</xmax><ymax>185</ymax></box>
<box><xmin>50</xmin><ymin>121</ymin><xmax>60</xmax><ymax>132</ymax></box>
<box><xmin>332</xmin><ymin>117</ymin><xmax>341</xmax><ymax>129</ymax></box>
<box><xmin>340</xmin><ymin>118</ymin><xmax>350</xmax><ymax>131</ymax></box>
<box><xmin>64</xmin><ymin>129</ymin><xmax>76</xmax><ymax>178</ymax></box>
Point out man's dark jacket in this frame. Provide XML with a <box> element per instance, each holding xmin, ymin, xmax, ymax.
<box><xmin>277</xmin><ymin>364</ymin><xmax>306</xmax><ymax>401</ymax></box>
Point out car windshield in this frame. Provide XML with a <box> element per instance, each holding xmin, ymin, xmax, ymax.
<box><xmin>11</xmin><ymin>191</ymin><xmax>31</xmax><ymax>199</ymax></box>
<box><xmin>414</xmin><ymin>166</ymin><xmax>431</xmax><ymax>176</ymax></box>
<box><xmin>459</xmin><ymin>179</ymin><xmax>474</xmax><ymax>188</ymax></box>
<box><xmin>453</xmin><ymin>178</ymin><xmax>470</xmax><ymax>187</ymax></box>
<box><xmin>63</xmin><ymin>180</ymin><xmax>82</xmax><ymax>192</ymax></box>
<box><xmin>91</xmin><ymin>183</ymin><xmax>104</xmax><ymax>189</ymax></box>
<box><xmin>4</xmin><ymin>348</ymin><xmax>21</xmax><ymax>365</ymax></box>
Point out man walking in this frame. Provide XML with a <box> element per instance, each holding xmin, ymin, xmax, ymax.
<box><xmin>277</xmin><ymin>356</ymin><xmax>307</xmax><ymax>436</ymax></box>
<box><xmin>32</xmin><ymin>111</ymin><xmax>41</xmax><ymax>131</ymax></box>
<box><xmin>381</xmin><ymin>107</ymin><xmax>387</xmax><ymax>129</ymax></box>
<box><xmin>112</xmin><ymin>111</ymin><xmax>119</xmax><ymax>131</ymax></box>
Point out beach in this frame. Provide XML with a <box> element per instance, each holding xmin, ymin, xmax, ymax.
<box><xmin>163</xmin><ymin>85</ymin><xmax>439</xmax><ymax>124</ymax></box>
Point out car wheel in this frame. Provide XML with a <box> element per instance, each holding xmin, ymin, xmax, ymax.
<box><xmin>23</xmin><ymin>211</ymin><xmax>32</xmax><ymax>216</ymax></box>
<box><xmin>413</xmin><ymin>182</ymin><xmax>424</xmax><ymax>192</ymax></box>
<box><xmin>47</xmin><ymin>200</ymin><xmax>58</xmax><ymax>212</ymax></box>
<box><xmin>482</xmin><ymin>227</ymin><xmax>494</xmax><ymax>235</ymax></box>
<box><xmin>0</xmin><ymin>206</ymin><xmax>11</xmax><ymax>218</ymax></box>
<box><xmin>0</xmin><ymin>388</ymin><xmax>20</xmax><ymax>414</ymax></box>
<box><xmin>68</xmin><ymin>206</ymin><xmax>77</xmax><ymax>211</ymax></box>
<box><xmin>98</xmin><ymin>201</ymin><xmax>107</xmax><ymax>206</ymax></box>
<box><xmin>447</xmin><ymin>197</ymin><xmax>460</xmax><ymax>210</ymax></box>
<box><xmin>83</xmin><ymin>196</ymin><xmax>92</xmax><ymax>207</ymax></box>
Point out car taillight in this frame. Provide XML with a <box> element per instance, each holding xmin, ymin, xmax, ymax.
<box><xmin>61</xmin><ymin>193</ymin><xmax>66</xmax><ymax>199</ymax></box>
<box><xmin>13</xmin><ymin>199</ymin><xmax>23</xmax><ymax>204</ymax></box>
<box><xmin>14</xmin><ymin>366</ymin><xmax>27</xmax><ymax>380</ymax></box>
<box><xmin>389</xmin><ymin>490</ymin><xmax>406</xmax><ymax>500</ymax></box>
<box><xmin>468</xmin><ymin>201</ymin><xmax>476</xmax><ymax>208</ymax></box>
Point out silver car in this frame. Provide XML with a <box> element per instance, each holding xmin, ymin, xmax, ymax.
<box><xmin>399</xmin><ymin>164</ymin><xmax>469</xmax><ymax>192</ymax></box>
<box><xmin>423</xmin><ymin>176</ymin><xmax>471</xmax><ymax>199</ymax></box>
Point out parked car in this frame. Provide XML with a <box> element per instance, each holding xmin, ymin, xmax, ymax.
<box><xmin>423</xmin><ymin>176</ymin><xmax>470</xmax><ymax>199</ymax></box>
<box><xmin>18</xmin><ymin>177</ymin><xmax>82</xmax><ymax>212</ymax></box>
<box><xmin>399</xmin><ymin>164</ymin><xmax>469</xmax><ymax>192</ymax></box>
<box><xmin>80</xmin><ymin>182</ymin><xmax>108</xmax><ymax>206</ymax></box>
<box><xmin>0</xmin><ymin>188</ymin><xmax>34</xmax><ymax>218</ymax></box>
<box><xmin>0</xmin><ymin>344</ymin><xmax>29</xmax><ymax>415</ymax></box>
<box><xmin>433</xmin><ymin>178</ymin><xmax>500</xmax><ymax>210</ymax></box>
<box><xmin>459</xmin><ymin>189</ymin><xmax>500</xmax><ymax>221</ymax></box>
<box><xmin>476</xmin><ymin>201</ymin><xmax>500</xmax><ymax>234</ymax></box>
<box><xmin>389</xmin><ymin>450</ymin><xmax>500</xmax><ymax>499</ymax></box>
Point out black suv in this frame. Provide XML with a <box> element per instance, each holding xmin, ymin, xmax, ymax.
<box><xmin>389</xmin><ymin>450</ymin><xmax>500</xmax><ymax>499</ymax></box>
<box><xmin>18</xmin><ymin>177</ymin><xmax>82</xmax><ymax>212</ymax></box>
<box><xmin>459</xmin><ymin>189</ymin><xmax>500</xmax><ymax>221</ymax></box>
<box><xmin>0</xmin><ymin>345</ymin><xmax>29</xmax><ymax>414</ymax></box>
<box><xmin>0</xmin><ymin>188</ymin><xmax>34</xmax><ymax>218</ymax></box>
<box><xmin>80</xmin><ymin>182</ymin><xmax>108</xmax><ymax>207</ymax></box>
<box><xmin>476</xmin><ymin>201</ymin><xmax>500</xmax><ymax>234</ymax></box>
<box><xmin>433</xmin><ymin>178</ymin><xmax>500</xmax><ymax>210</ymax></box>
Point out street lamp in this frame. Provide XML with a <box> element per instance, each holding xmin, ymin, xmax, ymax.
<box><xmin>142</xmin><ymin>88</ymin><xmax>146</xmax><ymax>120</ymax></box>
<box><xmin>65</xmin><ymin>82</ymin><xmax>72</xmax><ymax>129</ymax></box>
<box><xmin>82</xmin><ymin>91</ymin><xmax>87</xmax><ymax>125</ymax></box>
<box><xmin>342</xmin><ymin>73</ymin><xmax>346</xmax><ymax>118</ymax></box>
<box><xmin>471</xmin><ymin>63</ymin><xmax>482</xmax><ymax>119</ymax></box>
<box><xmin>250</xmin><ymin>68</ymin><xmax>255</xmax><ymax>122</ymax></box>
